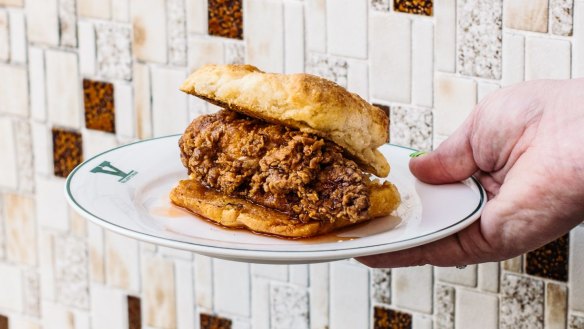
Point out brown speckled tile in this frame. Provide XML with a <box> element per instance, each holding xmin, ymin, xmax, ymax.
<box><xmin>52</xmin><ymin>128</ymin><xmax>83</xmax><ymax>178</ymax></box>
<box><xmin>128</xmin><ymin>295</ymin><xmax>141</xmax><ymax>329</ymax></box>
<box><xmin>200</xmin><ymin>313</ymin><xmax>232</xmax><ymax>329</ymax></box>
<box><xmin>208</xmin><ymin>0</ymin><xmax>243</xmax><ymax>40</ymax></box>
<box><xmin>374</xmin><ymin>306</ymin><xmax>412</xmax><ymax>329</ymax></box>
<box><xmin>394</xmin><ymin>0</ymin><xmax>433</xmax><ymax>16</ymax></box>
<box><xmin>0</xmin><ymin>314</ymin><xmax>7</xmax><ymax>329</ymax></box>
<box><xmin>525</xmin><ymin>234</ymin><xmax>569</xmax><ymax>282</ymax></box>
<box><xmin>83</xmin><ymin>79</ymin><xmax>115</xmax><ymax>133</ymax></box>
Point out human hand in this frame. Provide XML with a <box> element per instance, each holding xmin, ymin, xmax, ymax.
<box><xmin>357</xmin><ymin>78</ymin><xmax>584</xmax><ymax>268</ymax></box>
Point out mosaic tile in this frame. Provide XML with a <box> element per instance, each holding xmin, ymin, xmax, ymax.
<box><xmin>59</xmin><ymin>0</ymin><xmax>77</xmax><ymax>47</ymax></box>
<box><xmin>55</xmin><ymin>235</ymin><xmax>89</xmax><ymax>309</ymax></box>
<box><xmin>208</xmin><ymin>0</ymin><xmax>243</xmax><ymax>40</ymax></box>
<box><xmin>143</xmin><ymin>257</ymin><xmax>177</xmax><ymax>328</ymax></box>
<box><xmin>373</xmin><ymin>306</ymin><xmax>412</xmax><ymax>329</ymax></box>
<box><xmin>500</xmin><ymin>274</ymin><xmax>544</xmax><ymax>329</ymax></box>
<box><xmin>128</xmin><ymin>296</ymin><xmax>141</xmax><ymax>329</ymax></box>
<box><xmin>4</xmin><ymin>194</ymin><xmax>36</xmax><ymax>265</ymax></box>
<box><xmin>0</xmin><ymin>315</ymin><xmax>6</xmax><ymax>329</ymax></box>
<box><xmin>570</xmin><ymin>315</ymin><xmax>584</xmax><ymax>329</ymax></box>
<box><xmin>83</xmin><ymin>79</ymin><xmax>116</xmax><ymax>133</ymax></box>
<box><xmin>390</xmin><ymin>106</ymin><xmax>433</xmax><ymax>152</ymax></box>
<box><xmin>551</xmin><ymin>0</ymin><xmax>574</xmax><ymax>36</ymax></box>
<box><xmin>15</xmin><ymin>120</ymin><xmax>34</xmax><ymax>193</ymax></box>
<box><xmin>457</xmin><ymin>0</ymin><xmax>502</xmax><ymax>79</ymax></box>
<box><xmin>371</xmin><ymin>0</ymin><xmax>390</xmax><ymax>11</ymax></box>
<box><xmin>545</xmin><ymin>282</ymin><xmax>567</xmax><ymax>329</ymax></box>
<box><xmin>131</xmin><ymin>0</ymin><xmax>167</xmax><ymax>63</ymax></box>
<box><xmin>23</xmin><ymin>269</ymin><xmax>40</xmax><ymax>316</ymax></box>
<box><xmin>96</xmin><ymin>23</ymin><xmax>132</xmax><ymax>80</ymax></box>
<box><xmin>245</xmin><ymin>0</ymin><xmax>284</xmax><ymax>73</ymax></box>
<box><xmin>271</xmin><ymin>283</ymin><xmax>309</xmax><ymax>329</ymax></box>
<box><xmin>371</xmin><ymin>268</ymin><xmax>391</xmax><ymax>304</ymax></box>
<box><xmin>394</xmin><ymin>0</ymin><xmax>433</xmax><ymax>16</ymax></box>
<box><xmin>167</xmin><ymin>0</ymin><xmax>187</xmax><ymax>65</ymax></box>
<box><xmin>525</xmin><ymin>234</ymin><xmax>569</xmax><ymax>281</ymax></box>
<box><xmin>200</xmin><ymin>313</ymin><xmax>232</xmax><ymax>329</ymax></box>
<box><xmin>225</xmin><ymin>42</ymin><xmax>245</xmax><ymax>65</ymax></box>
<box><xmin>0</xmin><ymin>11</ymin><xmax>9</xmax><ymax>62</ymax></box>
<box><xmin>52</xmin><ymin>128</ymin><xmax>83</xmax><ymax>178</ymax></box>
<box><xmin>504</xmin><ymin>0</ymin><xmax>549</xmax><ymax>33</ymax></box>
<box><xmin>435</xmin><ymin>284</ymin><xmax>455</xmax><ymax>329</ymax></box>
<box><xmin>306</xmin><ymin>53</ymin><xmax>348</xmax><ymax>88</ymax></box>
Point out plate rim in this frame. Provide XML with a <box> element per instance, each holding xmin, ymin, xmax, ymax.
<box><xmin>65</xmin><ymin>135</ymin><xmax>486</xmax><ymax>260</ymax></box>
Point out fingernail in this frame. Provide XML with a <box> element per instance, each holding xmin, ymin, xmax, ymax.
<box><xmin>409</xmin><ymin>151</ymin><xmax>427</xmax><ymax>158</ymax></box>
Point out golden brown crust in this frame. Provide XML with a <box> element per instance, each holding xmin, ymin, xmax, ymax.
<box><xmin>180</xmin><ymin>64</ymin><xmax>390</xmax><ymax>177</ymax></box>
<box><xmin>169</xmin><ymin>179</ymin><xmax>401</xmax><ymax>238</ymax></box>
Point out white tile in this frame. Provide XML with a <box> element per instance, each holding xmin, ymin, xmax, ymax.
<box><xmin>194</xmin><ymin>254</ymin><xmax>213</xmax><ymax>309</ymax></box>
<box><xmin>271</xmin><ymin>283</ymin><xmax>309</xmax><ymax>329</ymax></box>
<box><xmin>158</xmin><ymin>246</ymin><xmax>192</xmax><ymax>260</ymax></box>
<box><xmin>0</xmin><ymin>64</ymin><xmax>29</xmax><ymax>116</ymax></box>
<box><xmin>46</xmin><ymin>50</ymin><xmax>81</xmax><ymax>128</ymax></box>
<box><xmin>4</xmin><ymin>194</ymin><xmax>37</xmax><ymax>265</ymax></box>
<box><xmin>143</xmin><ymin>257</ymin><xmax>177</xmax><ymax>328</ymax></box>
<box><xmin>42</xmin><ymin>303</ymin><xmax>75</xmax><ymax>329</ymax></box>
<box><xmin>187</xmin><ymin>38</ymin><xmax>224</xmax><ymax>72</ymax></box>
<box><xmin>326</xmin><ymin>0</ymin><xmax>367</xmax><ymax>59</ymax></box>
<box><xmin>0</xmin><ymin>263</ymin><xmax>23</xmax><ymax>311</ymax></box>
<box><xmin>455</xmin><ymin>288</ymin><xmax>498</xmax><ymax>329</ymax></box>
<box><xmin>22</xmin><ymin>270</ymin><xmax>40</xmax><ymax>316</ymax></box>
<box><xmin>347</xmin><ymin>59</ymin><xmax>368</xmax><ymax>100</ymax></box>
<box><xmin>131</xmin><ymin>0</ymin><xmax>167</xmax><ymax>63</ymax></box>
<box><xmin>478</xmin><ymin>82</ymin><xmax>501</xmax><ymax>103</ymax></box>
<box><xmin>478</xmin><ymin>262</ymin><xmax>500</xmax><ymax>293</ymax></box>
<box><xmin>306</xmin><ymin>0</ymin><xmax>326</xmax><ymax>53</ymax></box>
<box><xmin>436</xmin><ymin>265</ymin><xmax>478</xmax><ymax>287</ymax></box>
<box><xmin>167</xmin><ymin>0</ymin><xmax>187</xmax><ymax>66</ymax></box>
<box><xmin>186</xmin><ymin>0</ymin><xmax>207</xmax><ymax>34</ymax></box>
<box><xmin>151</xmin><ymin>66</ymin><xmax>188</xmax><ymax>136</ymax></box>
<box><xmin>0</xmin><ymin>10</ymin><xmax>8</xmax><ymax>61</ymax></box>
<box><xmin>330</xmin><ymin>261</ymin><xmax>369</xmax><ymax>329</ymax></box>
<box><xmin>9</xmin><ymin>10</ymin><xmax>26</xmax><ymax>63</ymax></box>
<box><xmin>83</xmin><ymin>130</ymin><xmax>118</xmax><ymax>159</ymax></box>
<box><xmin>112</xmin><ymin>0</ymin><xmax>129</xmax><ymax>22</ymax></box>
<box><xmin>545</xmin><ymin>282</ymin><xmax>567</xmax><ymax>329</ymax></box>
<box><xmin>31</xmin><ymin>122</ymin><xmax>50</xmax><ymax>175</ymax></box>
<box><xmin>105</xmin><ymin>231</ymin><xmax>140</xmax><ymax>292</ymax></box>
<box><xmin>434</xmin><ymin>73</ymin><xmax>477</xmax><ymax>136</ymax></box>
<box><xmin>251</xmin><ymin>278</ymin><xmax>270</xmax><ymax>329</ymax></box>
<box><xmin>289</xmin><ymin>265</ymin><xmax>309</xmax><ymax>287</ymax></box>
<box><xmin>370</xmin><ymin>14</ymin><xmax>411</xmax><ymax>103</ymax></box>
<box><xmin>504</xmin><ymin>0</ymin><xmax>549</xmax><ymax>32</ymax></box>
<box><xmin>412</xmin><ymin>20</ymin><xmax>433</xmax><ymax>107</ymax></box>
<box><xmin>502</xmin><ymin>33</ymin><xmax>525</xmax><ymax>87</ymax></box>
<box><xmin>28</xmin><ymin>47</ymin><xmax>46</xmax><ymax>121</ymax></box>
<box><xmin>284</xmin><ymin>1</ymin><xmax>304</xmax><ymax>73</ymax></box>
<box><xmin>54</xmin><ymin>236</ymin><xmax>89</xmax><ymax>309</ymax></box>
<box><xmin>525</xmin><ymin>37</ymin><xmax>572</xmax><ymax>80</ymax></box>
<box><xmin>413</xmin><ymin>314</ymin><xmax>433</xmax><ymax>329</ymax></box>
<box><xmin>0</xmin><ymin>118</ymin><xmax>17</xmax><ymax>189</ymax></box>
<box><xmin>78</xmin><ymin>21</ymin><xmax>96</xmax><ymax>76</ymax></box>
<box><xmin>245</xmin><ymin>0</ymin><xmax>284</xmax><ymax>73</ymax></box>
<box><xmin>78</xmin><ymin>0</ymin><xmax>110</xmax><ymax>18</ymax></box>
<box><xmin>435</xmin><ymin>0</ymin><xmax>456</xmax><ymax>72</ymax></box>
<box><xmin>38</xmin><ymin>232</ymin><xmax>56</xmax><ymax>301</ymax></box>
<box><xmin>25</xmin><ymin>0</ymin><xmax>59</xmax><ymax>45</ymax></box>
<box><xmin>114</xmin><ymin>82</ymin><xmax>134</xmax><ymax>138</ymax></box>
<box><xmin>574</xmin><ymin>1</ymin><xmax>584</xmax><ymax>78</ymax></box>
<box><xmin>393</xmin><ymin>265</ymin><xmax>433</xmax><ymax>314</ymax></box>
<box><xmin>87</xmin><ymin>222</ymin><xmax>105</xmax><ymax>283</ymax></box>
<box><xmin>224</xmin><ymin>41</ymin><xmax>244</xmax><ymax>64</ymax></box>
<box><xmin>570</xmin><ymin>225</ymin><xmax>584</xmax><ymax>312</ymax></box>
<box><xmin>133</xmin><ymin>62</ymin><xmax>152</xmax><ymax>139</ymax></box>
<box><xmin>59</xmin><ymin>0</ymin><xmax>76</xmax><ymax>47</ymax></box>
<box><xmin>188</xmin><ymin>93</ymin><xmax>210</xmax><ymax>120</ymax></box>
<box><xmin>90</xmin><ymin>286</ymin><xmax>126</xmax><ymax>329</ymax></box>
<box><xmin>36</xmin><ymin>176</ymin><xmax>69</xmax><ymax>231</ymax></box>
<box><xmin>175</xmin><ymin>260</ymin><xmax>195</xmax><ymax>329</ymax></box>
<box><xmin>309</xmin><ymin>263</ymin><xmax>329</xmax><ymax>329</ymax></box>
<box><xmin>10</xmin><ymin>318</ymin><xmax>41</xmax><ymax>329</ymax></box>
<box><xmin>214</xmin><ymin>259</ymin><xmax>250</xmax><ymax>317</ymax></box>
<box><xmin>251</xmin><ymin>264</ymin><xmax>288</xmax><ymax>281</ymax></box>
<box><xmin>15</xmin><ymin>120</ymin><xmax>34</xmax><ymax>193</ymax></box>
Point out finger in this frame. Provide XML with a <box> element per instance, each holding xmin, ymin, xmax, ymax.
<box><xmin>410</xmin><ymin>115</ymin><xmax>478</xmax><ymax>184</ymax></box>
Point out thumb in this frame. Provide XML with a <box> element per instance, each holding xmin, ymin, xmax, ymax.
<box><xmin>409</xmin><ymin>116</ymin><xmax>478</xmax><ymax>184</ymax></box>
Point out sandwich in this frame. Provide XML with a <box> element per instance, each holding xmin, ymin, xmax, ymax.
<box><xmin>170</xmin><ymin>64</ymin><xmax>400</xmax><ymax>238</ymax></box>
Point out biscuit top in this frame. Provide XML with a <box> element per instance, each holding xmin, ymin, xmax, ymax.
<box><xmin>180</xmin><ymin>64</ymin><xmax>390</xmax><ymax>177</ymax></box>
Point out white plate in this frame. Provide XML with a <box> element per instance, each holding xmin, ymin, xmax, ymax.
<box><xmin>65</xmin><ymin>135</ymin><xmax>486</xmax><ymax>264</ymax></box>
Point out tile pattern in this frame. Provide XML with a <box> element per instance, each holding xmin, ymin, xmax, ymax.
<box><xmin>59</xmin><ymin>0</ymin><xmax>77</xmax><ymax>46</ymax></box>
<box><xmin>570</xmin><ymin>315</ymin><xmax>584</xmax><ymax>329</ymax></box>
<box><xmin>500</xmin><ymin>274</ymin><xmax>544</xmax><ymax>329</ymax></box>
<box><xmin>128</xmin><ymin>296</ymin><xmax>141</xmax><ymax>329</ymax></box>
<box><xmin>371</xmin><ymin>269</ymin><xmax>391</xmax><ymax>304</ymax></box>
<box><xmin>83</xmin><ymin>79</ymin><xmax>116</xmax><ymax>133</ymax></box>
<box><xmin>394</xmin><ymin>0</ymin><xmax>433</xmax><ymax>16</ymax></box>
<box><xmin>208</xmin><ymin>0</ymin><xmax>243</xmax><ymax>40</ymax></box>
<box><xmin>96</xmin><ymin>23</ymin><xmax>132</xmax><ymax>80</ymax></box>
<box><xmin>525</xmin><ymin>234</ymin><xmax>569</xmax><ymax>282</ymax></box>
<box><xmin>52</xmin><ymin>128</ymin><xmax>83</xmax><ymax>178</ymax></box>
<box><xmin>373</xmin><ymin>306</ymin><xmax>412</xmax><ymax>329</ymax></box>
<box><xmin>225</xmin><ymin>42</ymin><xmax>245</xmax><ymax>64</ymax></box>
<box><xmin>390</xmin><ymin>106</ymin><xmax>433</xmax><ymax>151</ymax></box>
<box><xmin>551</xmin><ymin>0</ymin><xmax>574</xmax><ymax>36</ymax></box>
<box><xmin>15</xmin><ymin>120</ymin><xmax>34</xmax><ymax>193</ymax></box>
<box><xmin>23</xmin><ymin>269</ymin><xmax>40</xmax><ymax>316</ymax></box>
<box><xmin>371</xmin><ymin>0</ymin><xmax>390</xmax><ymax>11</ymax></box>
<box><xmin>167</xmin><ymin>0</ymin><xmax>187</xmax><ymax>65</ymax></box>
<box><xmin>306</xmin><ymin>53</ymin><xmax>348</xmax><ymax>88</ymax></box>
<box><xmin>54</xmin><ymin>235</ymin><xmax>89</xmax><ymax>309</ymax></box>
<box><xmin>435</xmin><ymin>284</ymin><xmax>455</xmax><ymax>329</ymax></box>
<box><xmin>457</xmin><ymin>0</ymin><xmax>503</xmax><ymax>79</ymax></box>
<box><xmin>200</xmin><ymin>313</ymin><xmax>232</xmax><ymax>329</ymax></box>
<box><xmin>270</xmin><ymin>283</ymin><xmax>309</xmax><ymax>329</ymax></box>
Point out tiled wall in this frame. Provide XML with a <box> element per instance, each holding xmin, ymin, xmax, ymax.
<box><xmin>0</xmin><ymin>0</ymin><xmax>583</xmax><ymax>328</ymax></box>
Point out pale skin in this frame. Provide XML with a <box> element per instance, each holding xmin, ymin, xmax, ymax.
<box><xmin>357</xmin><ymin>78</ymin><xmax>584</xmax><ymax>268</ymax></box>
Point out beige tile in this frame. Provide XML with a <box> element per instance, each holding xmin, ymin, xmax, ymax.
<box><xmin>143</xmin><ymin>256</ymin><xmax>177</xmax><ymax>328</ymax></box>
<box><xmin>0</xmin><ymin>263</ymin><xmax>24</xmax><ymax>311</ymax></box>
<box><xmin>133</xmin><ymin>63</ymin><xmax>153</xmax><ymax>139</ymax></box>
<box><xmin>151</xmin><ymin>66</ymin><xmax>188</xmax><ymax>136</ymax></box>
<box><xmin>455</xmin><ymin>288</ymin><xmax>498</xmax><ymax>329</ymax></box>
<box><xmin>69</xmin><ymin>207</ymin><xmax>87</xmax><ymax>237</ymax></box>
<box><xmin>131</xmin><ymin>0</ymin><xmax>167</xmax><ymax>63</ymax></box>
<box><xmin>436</xmin><ymin>265</ymin><xmax>477</xmax><ymax>287</ymax></box>
<box><xmin>569</xmin><ymin>226</ymin><xmax>584</xmax><ymax>312</ymax></box>
<box><xmin>434</xmin><ymin>73</ymin><xmax>477</xmax><ymax>136</ymax></box>
<box><xmin>4</xmin><ymin>194</ymin><xmax>37</xmax><ymax>265</ymax></box>
<box><xmin>525</xmin><ymin>37</ymin><xmax>572</xmax><ymax>80</ymax></box>
<box><xmin>0</xmin><ymin>118</ymin><xmax>17</xmax><ymax>189</ymax></box>
<box><xmin>25</xmin><ymin>0</ymin><xmax>59</xmax><ymax>45</ymax></box>
<box><xmin>245</xmin><ymin>0</ymin><xmax>284</xmax><ymax>73</ymax></box>
<box><xmin>105</xmin><ymin>231</ymin><xmax>140</xmax><ymax>292</ymax></box>
<box><xmin>478</xmin><ymin>262</ymin><xmax>500</xmax><ymax>293</ymax></box>
<box><xmin>0</xmin><ymin>65</ymin><xmax>29</xmax><ymax>117</ymax></box>
<box><xmin>502</xmin><ymin>255</ymin><xmax>523</xmax><ymax>273</ymax></box>
<box><xmin>186</xmin><ymin>0</ymin><xmax>207</xmax><ymax>34</ymax></box>
<box><xmin>78</xmin><ymin>0</ymin><xmax>110</xmax><ymax>18</ymax></box>
<box><xmin>38</xmin><ymin>231</ymin><xmax>56</xmax><ymax>301</ymax></box>
<box><xmin>435</xmin><ymin>0</ymin><xmax>456</xmax><ymax>72</ymax></box>
<box><xmin>42</xmin><ymin>302</ymin><xmax>76</xmax><ymax>329</ymax></box>
<box><xmin>504</xmin><ymin>0</ymin><xmax>549</xmax><ymax>32</ymax></box>
<box><xmin>546</xmin><ymin>282</ymin><xmax>567</xmax><ymax>329</ymax></box>
<box><xmin>0</xmin><ymin>11</ymin><xmax>8</xmax><ymax>61</ymax></box>
<box><xmin>45</xmin><ymin>50</ymin><xmax>81</xmax><ymax>128</ymax></box>
<box><xmin>187</xmin><ymin>38</ymin><xmax>224</xmax><ymax>72</ymax></box>
<box><xmin>0</xmin><ymin>0</ymin><xmax>23</xmax><ymax>6</ymax></box>
<box><xmin>87</xmin><ymin>222</ymin><xmax>105</xmax><ymax>283</ymax></box>
<box><xmin>10</xmin><ymin>318</ymin><xmax>41</xmax><ymax>329</ymax></box>
<box><xmin>393</xmin><ymin>265</ymin><xmax>433</xmax><ymax>313</ymax></box>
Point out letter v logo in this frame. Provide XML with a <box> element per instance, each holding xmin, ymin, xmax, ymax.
<box><xmin>90</xmin><ymin>161</ymin><xmax>138</xmax><ymax>183</ymax></box>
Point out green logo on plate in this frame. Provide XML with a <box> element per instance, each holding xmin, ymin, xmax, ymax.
<box><xmin>90</xmin><ymin>161</ymin><xmax>138</xmax><ymax>183</ymax></box>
